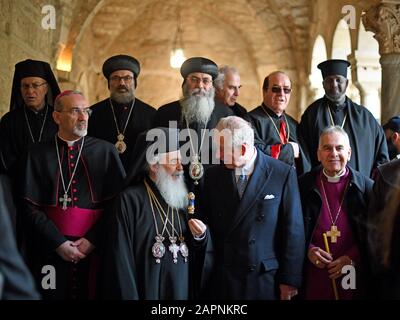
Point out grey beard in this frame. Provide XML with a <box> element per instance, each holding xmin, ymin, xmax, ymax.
<box><xmin>180</xmin><ymin>86</ymin><xmax>215</xmax><ymax>126</ymax></box>
<box><xmin>110</xmin><ymin>90</ymin><xmax>135</xmax><ymax>105</ymax></box>
<box><xmin>73</xmin><ymin>121</ymin><xmax>88</xmax><ymax>137</ymax></box>
<box><xmin>155</xmin><ymin>168</ymin><xmax>188</xmax><ymax>210</ymax></box>
<box><xmin>325</xmin><ymin>93</ymin><xmax>346</xmax><ymax>106</ymax></box>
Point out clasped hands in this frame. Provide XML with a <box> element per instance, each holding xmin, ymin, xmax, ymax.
<box><xmin>56</xmin><ymin>238</ymin><xmax>95</xmax><ymax>264</ymax></box>
<box><xmin>308</xmin><ymin>246</ymin><xmax>352</xmax><ymax>280</ymax></box>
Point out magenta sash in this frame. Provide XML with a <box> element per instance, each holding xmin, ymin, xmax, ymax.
<box><xmin>45</xmin><ymin>207</ymin><xmax>102</xmax><ymax>237</ymax></box>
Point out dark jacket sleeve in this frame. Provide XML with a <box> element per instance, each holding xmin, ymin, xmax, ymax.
<box><xmin>0</xmin><ymin>188</ymin><xmax>40</xmax><ymax>300</ymax></box>
<box><xmin>277</xmin><ymin>167</ymin><xmax>305</xmax><ymax>288</ymax></box>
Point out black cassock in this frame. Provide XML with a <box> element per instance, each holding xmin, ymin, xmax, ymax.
<box><xmin>0</xmin><ymin>105</ymin><xmax>57</xmax><ymax>174</ymax></box>
<box><xmin>102</xmin><ymin>178</ymin><xmax>210</xmax><ymax>300</ymax></box>
<box><xmin>153</xmin><ymin>100</ymin><xmax>233</xmax><ymax>194</ymax></box>
<box><xmin>19</xmin><ymin>136</ymin><xmax>126</xmax><ymax>299</ymax></box>
<box><xmin>88</xmin><ymin>98</ymin><xmax>156</xmax><ymax>171</ymax></box>
<box><xmin>298</xmin><ymin>96</ymin><xmax>389</xmax><ymax>177</ymax></box>
<box><xmin>230</xmin><ymin>102</ymin><xmax>248</xmax><ymax>118</ymax></box>
<box><xmin>247</xmin><ymin>105</ymin><xmax>310</xmax><ymax>175</ymax></box>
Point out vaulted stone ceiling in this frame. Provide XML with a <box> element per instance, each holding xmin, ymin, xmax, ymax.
<box><xmin>63</xmin><ymin>0</ymin><xmax>312</xmax><ymax>113</ymax></box>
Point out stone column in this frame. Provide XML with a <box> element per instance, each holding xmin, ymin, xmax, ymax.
<box><xmin>363</xmin><ymin>1</ymin><xmax>400</xmax><ymax>123</ymax></box>
<box><xmin>349</xmin><ymin>51</ymin><xmax>382</xmax><ymax>121</ymax></box>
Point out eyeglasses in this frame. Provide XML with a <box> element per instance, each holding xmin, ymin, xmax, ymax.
<box><xmin>187</xmin><ymin>76</ymin><xmax>213</xmax><ymax>86</ymax></box>
<box><xmin>110</xmin><ymin>75</ymin><xmax>134</xmax><ymax>83</ymax></box>
<box><xmin>21</xmin><ymin>82</ymin><xmax>48</xmax><ymax>90</ymax></box>
<box><xmin>59</xmin><ymin>108</ymin><xmax>93</xmax><ymax>117</ymax></box>
<box><xmin>271</xmin><ymin>86</ymin><xmax>292</xmax><ymax>94</ymax></box>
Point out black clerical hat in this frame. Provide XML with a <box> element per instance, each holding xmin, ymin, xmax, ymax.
<box><xmin>180</xmin><ymin>57</ymin><xmax>218</xmax><ymax>80</ymax></box>
<box><xmin>102</xmin><ymin>55</ymin><xmax>141</xmax><ymax>79</ymax></box>
<box><xmin>383</xmin><ymin>116</ymin><xmax>400</xmax><ymax>133</ymax></box>
<box><xmin>125</xmin><ymin>127</ymin><xmax>180</xmax><ymax>186</ymax></box>
<box><xmin>317</xmin><ymin>59</ymin><xmax>351</xmax><ymax>79</ymax></box>
<box><xmin>9</xmin><ymin>59</ymin><xmax>61</xmax><ymax>111</ymax></box>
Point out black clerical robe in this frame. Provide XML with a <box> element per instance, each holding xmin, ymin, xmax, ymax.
<box><xmin>153</xmin><ymin>100</ymin><xmax>233</xmax><ymax>194</ymax></box>
<box><xmin>102</xmin><ymin>178</ymin><xmax>210</xmax><ymax>300</ymax></box>
<box><xmin>230</xmin><ymin>102</ymin><xmax>247</xmax><ymax>118</ymax></box>
<box><xmin>298</xmin><ymin>96</ymin><xmax>389</xmax><ymax>177</ymax></box>
<box><xmin>247</xmin><ymin>104</ymin><xmax>310</xmax><ymax>175</ymax></box>
<box><xmin>88</xmin><ymin>98</ymin><xmax>156</xmax><ymax>170</ymax></box>
<box><xmin>19</xmin><ymin>136</ymin><xmax>126</xmax><ymax>300</ymax></box>
<box><xmin>0</xmin><ymin>105</ymin><xmax>57</xmax><ymax>175</ymax></box>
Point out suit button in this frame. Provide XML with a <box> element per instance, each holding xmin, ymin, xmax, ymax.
<box><xmin>248</xmin><ymin>265</ymin><xmax>256</xmax><ymax>271</ymax></box>
<box><xmin>248</xmin><ymin>239</ymin><xmax>255</xmax><ymax>245</ymax></box>
<box><xmin>257</xmin><ymin>216</ymin><xmax>263</xmax><ymax>221</ymax></box>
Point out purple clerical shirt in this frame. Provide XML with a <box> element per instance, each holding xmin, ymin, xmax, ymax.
<box><xmin>304</xmin><ymin>168</ymin><xmax>360</xmax><ymax>300</ymax></box>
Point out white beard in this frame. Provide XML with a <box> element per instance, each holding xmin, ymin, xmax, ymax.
<box><xmin>155</xmin><ymin>167</ymin><xmax>188</xmax><ymax>210</ymax></box>
<box><xmin>180</xmin><ymin>85</ymin><xmax>215</xmax><ymax>126</ymax></box>
<box><xmin>73</xmin><ymin>120</ymin><xmax>88</xmax><ymax>137</ymax></box>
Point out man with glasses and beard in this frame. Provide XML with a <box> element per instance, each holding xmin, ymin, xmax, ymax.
<box><xmin>154</xmin><ymin>57</ymin><xmax>233</xmax><ymax>195</ymax></box>
<box><xmin>103</xmin><ymin>128</ymin><xmax>210</xmax><ymax>299</ymax></box>
<box><xmin>89</xmin><ymin>55</ymin><xmax>156</xmax><ymax>171</ymax></box>
<box><xmin>247</xmin><ymin>71</ymin><xmax>310</xmax><ymax>175</ymax></box>
<box><xmin>298</xmin><ymin>59</ymin><xmax>388</xmax><ymax>178</ymax></box>
<box><xmin>19</xmin><ymin>90</ymin><xmax>125</xmax><ymax>300</ymax></box>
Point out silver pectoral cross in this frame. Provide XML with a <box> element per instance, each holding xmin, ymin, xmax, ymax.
<box><xmin>59</xmin><ymin>193</ymin><xmax>72</xmax><ymax>210</ymax></box>
<box><xmin>169</xmin><ymin>236</ymin><xmax>180</xmax><ymax>264</ymax></box>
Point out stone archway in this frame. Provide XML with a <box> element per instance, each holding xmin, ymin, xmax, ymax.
<box><xmin>309</xmin><ymin>35</ymin><xmax>328</xmax><ymax>107</ymax></box>
<box><xmin>331</xmin><ymin>18</ymin><xmax>361</xmax><ymax>104</ymax></box>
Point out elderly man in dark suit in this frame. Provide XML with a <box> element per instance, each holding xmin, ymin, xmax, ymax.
<box><xmin>201</xmin><ymin>116</ymin><xmax>305</xmax><ymax>300</ymax></box>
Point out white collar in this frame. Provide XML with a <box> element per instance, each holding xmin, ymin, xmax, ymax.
<box><xmin>235</xmin><ymin>147</ymin><xmax>257</xmax><ymax>177</ymax></box>
<box><xmin>57</xmin><ymin>133</ymin><xmax>82</xmax><ymax>147</ymax></box>
<box><xmin>322</xmin><ymin>167</ymin><xmax>347</xmax><ymax>183</ymax></box>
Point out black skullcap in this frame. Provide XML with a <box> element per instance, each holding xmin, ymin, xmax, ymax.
<box><xmin>9</xmin><ymin>59</ymin><xmax>61</xmax><ymax>111</ymax></box>
<box><xmin>124</xmin><ymin>127</ymin><xmax>180</xmax><ymax>186</ymax></box>
<box><xmin>180</xmin><ymin>57</ymin><xmax>218</xmax><ymax>80</ymax></box>
<box><xmin>383</xmin><ymin>116</ymin><xmax>400</xmax><ymax>133</ymax></box>
<box><xmin>102</xmin><ymin>54</ymin><xmax>141</xmax><ymax>79</ymax></box>
<box><xmin>317</xmin><ymin>59</ymin><xmax>351</xmax><ymax>79</ymax></box>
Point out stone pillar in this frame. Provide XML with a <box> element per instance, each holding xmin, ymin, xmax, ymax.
<box><xmin>363</xmin><ymin>2</ymin><xmax>400</xmax><ymax>123</ymax></box>
<box><xmin>349</xmin><ymin>51</ymin><xmax>382</xmax><ymax>121</ymax></box>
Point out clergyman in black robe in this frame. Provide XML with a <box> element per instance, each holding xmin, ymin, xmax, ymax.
<box><xmin>153</xmin><ymin>57</ymin><xmax>233</xmax><ymax>197</ymax></box>
<box><xmin>298</xmin><ymin>59</ymin><xmax>388</xmax><ymax>178</ymax></box>
<box><xmin>0</xmin><ymin>59</ymin><xmax>60</xmax><ymax>176</ymax></box>
<box><xmin>102</xmin><ymin>128</ymin><xmax>211</xmax><ymax>300</ymax></box>
<box><xmin>247</xmin><ymin>71</ymin><xmax>310</xmax><ymax>175</ymax></box>
<box><xmin>88</xmin><ymin>55</ymin><xmax>156</xmax><ymax>171</ymax></box>
<box><xmin>19</xmin><ymin>91</ymin><xmax>126</xmax><ymax>300</ymax></box>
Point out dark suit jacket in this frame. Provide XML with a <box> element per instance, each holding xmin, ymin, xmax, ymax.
<box><xmin>0</xmin><ymin>174</ymin><xmax>39</xmax><ymax>300</ymax></box>
<box><xmin>202</xmin><ymin>150</ymin><xmax>305</xmax><ymax>299</ymax></box>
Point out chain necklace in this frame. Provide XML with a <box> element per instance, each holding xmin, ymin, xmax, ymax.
<box><xmin>319</xmin><ymin>172</ymin><xmax>349</xmax><ymax>243</ymax></box>
<box><xmin>109</xmin><ymin>98</ymin><xmax>135</xmax><ymax>154</ymax></box>
<box><xmin>185</xmin><ymin>117</ymin><xmax>209</xmax><ymax>185</ymax></box>
<box><xmin>260</xmin><ymin>103</ymin><xmax>290</xmax><ymax>142</ymax></box>
<box><xmin>327</xmin><ymin>104</ymin><xmax>347</xmax><ymax>128</ymax></box>
<box><xmin>144</xmin><ymin>180</ymin><xmax>188</xmax><ymax>264</ymax></box>
<box><xmin>55</xmin><ymin>135</ymin><xmax>85</xmax><ymax>210</ymax></box>
<box><xmin>24</xmin><ymin>104</ymin><xmax>48</xmax><ymax>143</ymax></box>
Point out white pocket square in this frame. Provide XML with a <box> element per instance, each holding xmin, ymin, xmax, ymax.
<box><xmin>264</xmin><ymin>194</ymin><xmax>275</xmax><ymax>200</ymax></box>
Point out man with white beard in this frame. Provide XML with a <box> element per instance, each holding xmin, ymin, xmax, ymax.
<box><xmin>154</xmin><ymin>57</ymin><xmax>233</xmax><ymax>194</ymax></box>
<box><xmin>89</xmin><ymin>55</ymin><xmax>156</xmax><ymax>171</ymax></box>
<box><xmin>19</xmin><ymin>90</ymin><xmax>126</xmax><ymax>300</ymax></box>
<box><xmin>103</xmin><ymin>128</ymin><xmax>210</xmax><ymax>300</ymax></box>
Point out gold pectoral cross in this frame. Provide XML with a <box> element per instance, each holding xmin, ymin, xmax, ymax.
<box><xmin>326</xmin><ymin>225</ymin><xmax>341</xmax><ymax>243</ymax></box>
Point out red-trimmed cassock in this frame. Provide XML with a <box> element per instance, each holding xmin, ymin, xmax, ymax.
<box><xmin>19</xmin><ymin>135</ymin><xmax>126</xmax><ymax>300</ymax></box>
